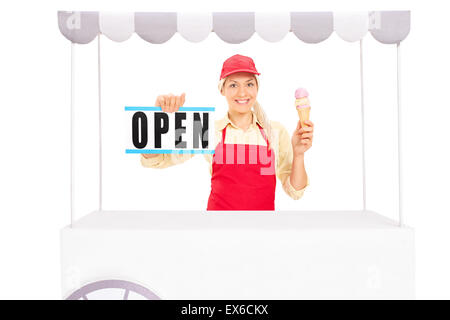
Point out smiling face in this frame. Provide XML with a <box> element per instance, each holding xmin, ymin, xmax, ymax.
<box><xmin>221</xmin><ymin>72</ymin><xmax>258</xmax><ymax>114</ymax></box>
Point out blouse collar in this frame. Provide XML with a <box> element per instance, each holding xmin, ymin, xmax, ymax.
<box><xmin>216</xmin><ymin>110</ymin><xmax>264</xmax><ymax>131</ymax></box>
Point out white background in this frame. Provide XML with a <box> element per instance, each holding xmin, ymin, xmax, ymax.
<box><xmin>0</xmin><ymin>0</ymin><xmax>449</xmax><ymax>299</ymax></box>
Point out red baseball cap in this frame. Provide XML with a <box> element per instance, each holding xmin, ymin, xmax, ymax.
<box><xmin>219</xmin><ymin>54</ymin><xmax>260</xmax><ymax>80</ymax></box>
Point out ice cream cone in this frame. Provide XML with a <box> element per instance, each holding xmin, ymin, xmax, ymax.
<box><xmin>297</xmin><ymin>106</ymin><xmax>311</xmax><ymax>128</ymax></box>
<box><xmin>295</xmin><ymin>88</ymin><xmax>311</xmax><ymax>127</ymax></box>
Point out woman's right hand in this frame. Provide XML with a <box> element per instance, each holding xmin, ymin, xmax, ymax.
<box><xmin>155</xmin><ymin>93</ymin><xmax>186</xmax><ymax>113</ymax></box>
<box><xmin>142</xmin><ymin>93</ymin><xmax>186</xmax><ymax>159</ymax></box>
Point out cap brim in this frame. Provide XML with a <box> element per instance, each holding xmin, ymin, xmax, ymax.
<box><xmin>221</xmin><ymin>69</ymin><xmax>261</xmax><ymax>80</ymax></box>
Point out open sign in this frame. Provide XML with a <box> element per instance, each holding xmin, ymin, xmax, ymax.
<box><xmin>125</xmin><ymin>106</ymin><xmax>215</xmax><ymax>154</ymax></box>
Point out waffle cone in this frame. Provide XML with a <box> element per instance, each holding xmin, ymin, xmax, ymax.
<box><xmin>297</xmin><ymin>107</ymin><xmax>310</xmax><ymax>127</ymax></box>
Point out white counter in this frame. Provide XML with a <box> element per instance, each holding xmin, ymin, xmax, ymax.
<box><xmin>61</xmin><ymin>210</ymin><xmax>414</xmax><ymax>299</ymax></box>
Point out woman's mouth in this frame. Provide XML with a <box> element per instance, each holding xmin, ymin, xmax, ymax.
<box><xmin>235</xmin><ymin>99</ymin><xmax>250</xmax><ymax>105</ymax></box>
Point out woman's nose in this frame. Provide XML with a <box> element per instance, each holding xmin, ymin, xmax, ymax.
<box><xmin>237</xmin><ymin>86</ymin><xmax>247</xmax><ymax>97</ymax></box>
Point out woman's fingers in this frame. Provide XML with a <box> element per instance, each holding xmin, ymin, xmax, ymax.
<box><xmin>175</xmin><ymin>95</ymin><xmax>182</xmax><ymax>112</ymax></box>
<box><xmin>297</xmin><ymin>120</ymin><xmax>313</xmax><ymax>133</ymax></box>
<box><xmin>155</xmin><ymin>95</ymin><xmax>162</xmax><ymax>107</ymax></box>
<box><xmin>155</xmin><ymin>93</ymin><xmax>186</xmax><ymax>113</ymax></box>
<box><xmin>180</xmin><ymin>93</ymin><xmax>186</xmax><ymax>107</ymax></box>
<box><xmin>297</xmin><ymin>120</ymin><xmax>313</xmax><ymax>129</ymax></box>
<box><xmin>173</xmin><ymin>93</ymin><xmax>186</xmax><ymax>112</ymax></box>
<box><xmin>166</xmin><ymin>93</ymin><xmax>173</xmax><ymax>112</ymax></box>
<box><xmin>166</xmin><ymin>94</ymin><xmax>174</xmax><ymax>112</ymax></box>
<box><xmin>176</xmin><ymin>93</ymin><xmax>185</xmax><ymax>112</ymax></box>
<box><xmin>171</xmin><ymin>94</ymin><xmax>178</xmax><ymax>112</ymax></box>
<box><xmin>297</xmin><ymin>120</ymin><xmax>314</xmax><ymax>147</ymax></box>
<box><xmin>172</xmin><ymin>94</ymin><xmax>178</xmax><ymax>112</ymax></box>
<box><xmin>299</xmin><ymin>127</ymin><xmax>313</xmax><ymax>134</ymax></box>
<box><xmin>299</xmin><ymin>124</ymin><xmax>313</xmax><ymax>144</ymax></box>
<box><xmin>162</xmin><ymin>96</ymin><xmax>168</xmax><ymax>112</ymax></box>
<box><xmin>304</xmin><ymin>120</ymin><xmax>314</xmax><ymax>127</ymax></box>
<box><xmin>158</xmin><ymin>96</ymin><xmax>167</xmax><ymax>112</ymax></box>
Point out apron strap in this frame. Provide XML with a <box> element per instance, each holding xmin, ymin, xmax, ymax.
<box><xmin>222</xmin><ymin>124</ymin><xmax>227</xmax><ymax>142</ymax></box>
<box><xmin>256</xmin><ymin>123</ymin><xmax>271</xmax><ymax>150</ymax></box>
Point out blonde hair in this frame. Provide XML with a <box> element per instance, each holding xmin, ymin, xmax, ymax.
<box><xmin>218</xmin><ymin>74</ymin><xmax>274</xmax><ymax>149</ymax></box>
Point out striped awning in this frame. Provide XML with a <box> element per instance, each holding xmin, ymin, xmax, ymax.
<box><xmin>58</xmin><ymin>11</ymin><xmax>410</xmax><ymax>45</ymax></box>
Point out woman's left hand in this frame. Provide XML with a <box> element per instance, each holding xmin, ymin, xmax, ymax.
<box><xmin>291</xmin><ymin>120</ymin><xmax>314</xmax><ymax>157</ymax></box>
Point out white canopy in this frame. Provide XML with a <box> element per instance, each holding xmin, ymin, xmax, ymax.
<box><xmin>58</xmin><ymin>11</ymin><xmax>410</xmax><ymax>45</ymax></box>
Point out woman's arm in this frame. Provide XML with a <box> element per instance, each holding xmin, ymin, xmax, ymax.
<box><xmin>142</xmin><ymin>154</ymin><xmax>159</xmax><ymax>159</ymax></box>
<box><xmin>289</xmin><ymin>154</ymin><xmax>308</xmax><ymax>190</ymax></box>
<box><xmin>272</xmin><ymin>121</ymin><xmax>307</xmax><ymax>200</ymax></box>
<box><xmin>289</xmin><ymin>120</ymin><xmax>314</xmax><ymax>190</ymax></box>
<box><xmin>141</xmin><ymin>153</ymin><xmax>195</xmax><ymax>169</ymax></box>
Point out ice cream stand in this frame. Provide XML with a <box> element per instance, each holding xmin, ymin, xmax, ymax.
<box><xmin>58</xmin><ymin>11</ymin><xmax>414</xmax><ymax>299</ymax></box>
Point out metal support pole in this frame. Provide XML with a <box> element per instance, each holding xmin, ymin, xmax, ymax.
<box><xmin>98</xmin><ymin>34</ymin><xmax>103</xmax><ymax>211</ymax></box>
<box><xmin>397</xmin><ymin>42</ymin><xmax>404</xmax><ymax>227</ymax></box>
<box><xmin>359</xmin><ymin>39</ymin><xmax>367</xmax><ymax>212</ymax></box>
<box><xmin>70</xmin><ymin>42</ymin><xmax>75</xmax><ymax>227</ymax></box>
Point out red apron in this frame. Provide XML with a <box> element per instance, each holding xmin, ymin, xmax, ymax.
<box><xmin>207</xmin><ymin>123</ymin><xmax>276</xmax><ymax>210</ymax></box>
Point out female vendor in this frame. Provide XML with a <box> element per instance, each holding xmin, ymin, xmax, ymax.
<box><xmin>141</xmin><ymin>54</ymin><xmax>314</xmax><ymax>210</ymax></box>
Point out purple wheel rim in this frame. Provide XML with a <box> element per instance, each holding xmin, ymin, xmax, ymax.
<box><xmin>66</xmin><ymin>279</ymin><xmax>161</xmax><ymax>300</ymax></box>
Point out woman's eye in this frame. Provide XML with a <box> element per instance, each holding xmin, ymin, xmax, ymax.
<box><xmin>248</xmin><ymin>83</ymin><xmax>254</xmax><ymax>87</ymax></box>
<box><xmin>230</xmin><ymin>84</ymin><xmax>236</xmax><ymax>88</ymax></box>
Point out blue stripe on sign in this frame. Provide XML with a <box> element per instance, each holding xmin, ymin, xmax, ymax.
<box><xmin>125</xmin><ymin>106</ymin><xmax>215</xmax><ymax>112</ymax></box>
<box><xmin>126</xmin><ymin>149</ymin><xmax>215</xmax><ymax>154</ymax></box>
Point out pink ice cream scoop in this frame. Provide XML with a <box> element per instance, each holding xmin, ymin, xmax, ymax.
<box><xmin>295</xmin><ymin>88</ymin><xmax>309</xmax><ymax>99</ymax></box>
<box><xmin>295</xmin><ymin>88</ymin><xmax>310</xmax><ymax>108</ymax></box>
